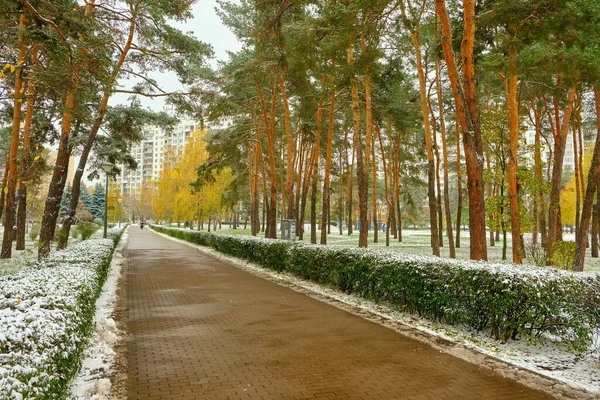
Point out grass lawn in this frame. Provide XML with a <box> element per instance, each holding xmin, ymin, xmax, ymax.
<box><xmin>168</xmin><ymin>223</ymin><xmax>600</xmax><ymax>274</ymax></box>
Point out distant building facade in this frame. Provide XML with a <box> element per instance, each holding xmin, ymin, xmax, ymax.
<box><xmin>116</xmin><ymin>119</ymin><xmax>198</xmax><ymax>195</ymax></box>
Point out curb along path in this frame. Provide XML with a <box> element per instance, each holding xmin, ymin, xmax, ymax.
<box><xmin>126</xmin><ymin>227</ymin><xmax>551</xmax><ymax>399</ymax></box>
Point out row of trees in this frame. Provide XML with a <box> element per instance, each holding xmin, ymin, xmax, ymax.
<box><xmin>0</xmin><ymin>0</ymin><xmax>211</xmax><ymax>259</ymax></box>
<box><xmin>177</xmin><ymin>0</ymin><xmax>600</xmax><ymax>270</ymax></box>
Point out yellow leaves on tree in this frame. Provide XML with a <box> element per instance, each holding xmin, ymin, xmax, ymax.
<box><xmin>153</xmin><ymin>128</ymin><xmax>211</xmax><ymax>223</ymax></box>
<box><xmin>560</xmin><ymin>145</ymin><xmax>594</xmax><ymax>225</ymax></box>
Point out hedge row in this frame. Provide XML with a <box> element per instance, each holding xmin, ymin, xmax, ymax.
<box><xmin>0</xmin><ymin>227</ymin><xmax>124</xmax><ymax>399</ymax></box>
<box><xmin>152</xmin><ymin>225</ymin><xmax>600</xmax><ymax>354</ymax></box>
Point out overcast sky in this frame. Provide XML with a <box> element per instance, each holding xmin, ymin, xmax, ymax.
<box><xmin>112</xmin><ymin>0</ymin><xmax>242</xmax><ymax>111</ymax></box>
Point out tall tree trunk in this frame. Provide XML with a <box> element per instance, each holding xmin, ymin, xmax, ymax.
<box><xmin>573</xmin><ymin>121</ymin><xmax>581</xmax><ymax>240</ymax></box>
<box><xmin>506</xmin><ymin>48</ymin><xmax>522</xmax><ymax>263</ymax></box>
<box><xmin>377</xmin><ymin>122</ymin><xmax>393</xmax><ymax>247</ymax></box>
<box><xmin>57</xmin><ymin>5</ymin><xmax>136</xmax><ymax>249</ymax></box>
<box><xmin>16</xmin><ymin>44</ymin><xmax>39</xmax><ymax>251</ymax></box>
<box><xmin>547</xmin><ymin>86</ymin><xmax>577</xmax><ymax>253</ymax></box>
<box><xmin>532</xmin><ymin>101</ymin><xmax>544</xmax><ymax>246</ymax></box>
<box><xmin>347</xmin><ymin>137</ymin><xmax>354</xmax><ymax>235</ymax></box>
<box><xmin>372</xmin><ymin>134</ymin><xmax>378</xmax><ymax>243</ymax></box>
<box><xmin>592</xmin><ymin>198</ymin><xmax>599</xmax><ymax>258</ymax></box>
<box><xmin>339</xmin><ymin>145</ymin><xmax>344</xmax><ymax>235</ymax></box>
<box><xmin>395</xmin><ymin>131</ymin><xmax>403</xmax><ymax>242</ymax></box>
<box><xmin>1</xmin><ymin>13</ymin><xmax>27</xmax><ymax>259</ymax></box>
<box><xmin>280</xmin><ymin>76</ymin><xmax>296</xmax><ymax>220</ymax></box>
<box><xmin>321</xmin><ymin>67</ymin><xmax>336</xmax><ymax>244</ymax></box>
<box><xmin>348</xmin><ymin>45</ymin><xmax>368</xmax><ymax>247</ymax></box>
<box><xmin>436</xmin><ymin>0</ymin><xmax>487</xmax><ymax>260</ymax></box>
<box><xmin>0</xmin><ymin>163</ymin><xmax>9</xmax><ymax>220</ymax></box>
<box><xmin>311</xmin><ymin>93</ymin><xmax>324</xmax><ymax>244</ymax></box>
<box><xmin>455</xmin><ymin>119</ymin><xmax>463</xmax><ymax>248</ymax></box>
<box><xmin>432</xmin><ymin>114</ymin><xmax>444</xmax><ymax>247</ymax></box>
<box><xmin>38</xmin><ymin>0</ymin><xmax>96</xmax><ymax>259</ymax></box>
<box><xmin>410</xmin><ymin>28</ymin><xmax>440</xmax><ymax>256</ymax></box>
<box><xmin>256</xmin><ymin>83</ymin><xmax>278</xmax><ymax>239</ymax></box>
<box><xmin>574</xmin><ymin>85</ymin><xmax>600</xmax><ymax>271</ymax></box>
<box><xmin>299</xmin><ymin>141</ymin><xmax>316</xmax><ymax>240</ymax></box>
<box><xmin>435</xmin><ymin>54</ymin><xmax>455</xmax><ymax>257</ymax></box>
<box><xmin>486</xmin><ymin>153</ymin><xmax>495</xmax><ymax>247</ymax></box>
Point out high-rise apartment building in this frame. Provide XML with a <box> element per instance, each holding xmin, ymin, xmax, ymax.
<box><xmin>116</xmin><ymin>119</ymin><xmax>198</xmax><ymax>195</ymax></box>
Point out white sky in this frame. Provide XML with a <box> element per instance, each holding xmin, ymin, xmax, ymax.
<box><xmin>112</xmin><ymin>0</ymin><xmax>242</xmax><ymax>111</ymax></box>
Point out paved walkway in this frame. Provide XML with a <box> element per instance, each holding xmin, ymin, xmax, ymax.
<box><xmin>125</xmin><ymin>228</ymin><xmax>551</xmax><ymax>399</ymax></box>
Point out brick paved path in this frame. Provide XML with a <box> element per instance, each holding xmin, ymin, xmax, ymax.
<box><xmin>126</xmin><ymin>227</ymin><xmax>551</xmax><ymax>399</ymax></box>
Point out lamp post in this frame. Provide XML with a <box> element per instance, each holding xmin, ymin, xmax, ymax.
<box><xmin>118</xmin><ymin>198</ymin><xmax>123</xmax><ymax>228</ymax></box>
<box><xmin>100</xmin><ymin>162</ymin><xmax>114</xmax><ymax>238</ymax></box>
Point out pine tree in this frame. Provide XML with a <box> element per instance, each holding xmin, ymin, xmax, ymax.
<box><xmin>90</xmin><ymin>183</ymin><xmax>105</xmax><ymax>221</ymax></box>
<box><xmin>59</xmin><ymin>184</ymin><xmax>72</xmax><ymax>218</ymax></box>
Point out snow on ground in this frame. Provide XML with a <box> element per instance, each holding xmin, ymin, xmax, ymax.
<box><xmin>68</xmin><ymin>227</ymin><xmax>128</xmax><ymax>400</ymax></box>
<box><xmin>152</xmin><ymin>227</ymin><xmax>600</xmax><ymax>399</ymax></box>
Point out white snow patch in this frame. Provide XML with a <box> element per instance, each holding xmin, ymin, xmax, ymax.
<box><xmin>68</xmin><ymin>227</ymin><xmax>128</xmax><ymax>400</ymax></box>
<box><xmin>151</xmin><ymin>227</ymin><xmax>600</xmax><ymax>397</ymax></box>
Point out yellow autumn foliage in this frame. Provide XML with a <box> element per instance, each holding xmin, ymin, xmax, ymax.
<box><xmin>151</xmin><ymin>128</ymin><xmax>233</xmax><ymax>224</ymax></box>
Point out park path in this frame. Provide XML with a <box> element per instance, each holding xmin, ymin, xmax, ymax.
<box><xmin>125</xmin><ymin>227</ymin><xmax>551</xmax><ymax>400</ymax></box>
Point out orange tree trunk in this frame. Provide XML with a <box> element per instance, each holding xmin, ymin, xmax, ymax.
<box><xmin>16</xmin><ymin>44</ymin><xmax>39</xmax><ymax>251</ymax></box>
<box><xmin>435</xmin><ymin>0</ymin><xmax>486</xmax><ymax>260</ymax></box>
<box><xmin>280</xmin><ymin>76</ymin><xmax>296</xmax><ymax>220</ymax></box>
<box><xmin>2</xmin><ymin>13</ymin><xmax>27</xmax><ymax>259</ymax></box>
<box><xmin>506</xmin><ymin>48</ymin><xmax>522</xmax><ymax>263</ymax></box>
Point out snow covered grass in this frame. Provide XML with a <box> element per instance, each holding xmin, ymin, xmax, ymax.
<box><xmin>0</xmin><ymin>227</ymin><xmax>125</xmax><ymax>400</ymax></box>
<box><xmin>153</xmin><ymin>225</ymin><xmax>600</xmax><ymax>396</ymax></box>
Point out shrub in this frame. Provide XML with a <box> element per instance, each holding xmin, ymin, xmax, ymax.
<box><xmin>94</xmin><ymin>218</ymin><xmax>104</xmax><ymax>226</ymax></box>
<box><xmin>76</xmin><ymin>221</ymin><xmax>99</xmax><ymax>240</ymax></box>
<box><xmin>549</xmin><ymin>240</ymin><xmax>577</xmax><ymax>270</ymax></box>
<box><xmin>0</xmin><ymin>227</ymin><xmax>124</xmax><ymax>399</ymax></box>
<box><xmin>152</xmin><ymin>225</ymin><xmax>600</xmax><ymax>354</ymax></box>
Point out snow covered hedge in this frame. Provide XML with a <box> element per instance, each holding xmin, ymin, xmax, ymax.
<box><xmin>0</xmin><ymin>228</ymin><xmax>124</xmax><ymax>399</ymax></box>
<box><xmin>152</xmin><ymin>226</ymin><xmax>600</xmax><ymax>354</ymax></box>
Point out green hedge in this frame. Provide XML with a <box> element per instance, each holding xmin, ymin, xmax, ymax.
<box><xmin>152</xmin><ymin>225</ymin><xmax>600</xmax><ymax>354</ymax></box>
<box><xmin>0</xmin><ymin>227</ymin><xmax>125</xmax><ymax>399</ymax></box>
